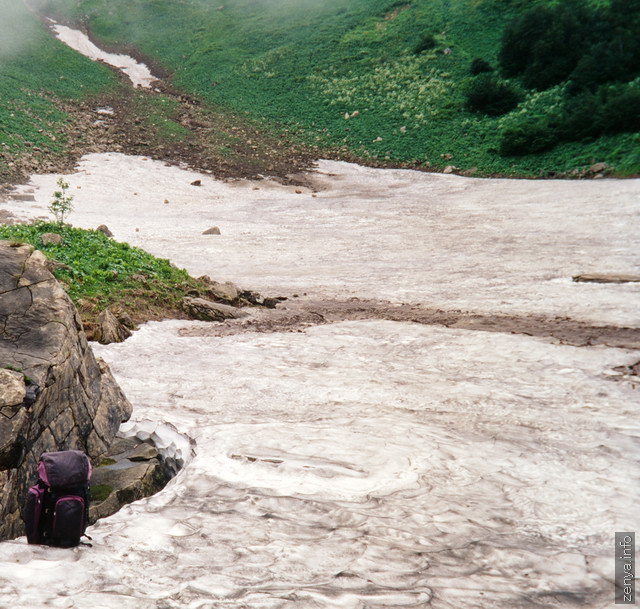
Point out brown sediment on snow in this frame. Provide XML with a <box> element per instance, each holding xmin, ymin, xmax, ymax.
<box><xmin>178</xmin><ymin>298</ymin><xmax>640</xmax><ymax>350</ymax></box>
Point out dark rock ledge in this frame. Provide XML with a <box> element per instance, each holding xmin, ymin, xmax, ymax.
<box><xmin>89</xmin><ymin>437</ymin><xmax>171</xmax><ymax>523</ymax></box>
<box><xmin>0</xmin><ymin>240</ymin><xmax>133</xmax><ymax>540</ymax></box>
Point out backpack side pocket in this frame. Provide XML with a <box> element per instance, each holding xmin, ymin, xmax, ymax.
<box><xmin>51</xmin><ymin>496</ymin><xmax>86</xmax><ymax>548</ymax></box>
<box><xmin>24</xmin><ymin>485</ymin><xmax>45</xmax><ymax>544</ymax></box>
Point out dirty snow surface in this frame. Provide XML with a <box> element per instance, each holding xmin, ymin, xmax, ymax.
<box><xmin>1</xmin><ymin>154</ymin><xmax>639</xmax><ymax>608</ymax></box>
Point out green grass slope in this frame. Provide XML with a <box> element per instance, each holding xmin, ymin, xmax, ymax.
<box><xmin>0</xmin><ymin>221</ymin><xmax>212</xmax><ymax>336</ymax></box>
<box><xmin>0</xmin><ymin>0</ymin><xmax>119</xmax><ymax>182</ymax></box>
<box><xmin>15</xmin><ymin>0</ymin><xmax>640</xmax><ymax>176</ymax></box>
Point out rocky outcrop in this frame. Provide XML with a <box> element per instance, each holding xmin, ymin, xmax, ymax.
<box><xmin>0</xmin><ymin>241</ymin><xmax>132</xmax><ymax>540</ymax></box>
<box><xmin>93</xmin><ymin>308</ymin><xmax>133</xmax><ymax>344</ymax></box>
<box><xmin>183</xmin><ymin>296</ymin><xmax>249</xmax><ymax>321</ymax></box>
<box><xmin>89</xmin><ymin>437</ymin><xmax>170</xmax><ymax>523</ymax></box>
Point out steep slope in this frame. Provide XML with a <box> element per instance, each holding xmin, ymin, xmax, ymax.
<box><xmin>43</xmin><ymin>0</ymin><xmax>639</xmax><ymax>176</ymax></box>
<box><xmin>0</xmin><ymin>0</ymin><xmax>117</xmax><ymax>184</ymax></box>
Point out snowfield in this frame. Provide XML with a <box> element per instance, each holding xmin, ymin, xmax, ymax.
<box><xmin>0</xmin><ymin>154</ymin><xmax>639</xmax><ymax>608</ymax></box>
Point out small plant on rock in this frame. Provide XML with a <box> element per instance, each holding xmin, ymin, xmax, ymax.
<box><xmin>49</xmin><ymin>178</ymin><xmax>74</xmax><ymax>227</ymax></box>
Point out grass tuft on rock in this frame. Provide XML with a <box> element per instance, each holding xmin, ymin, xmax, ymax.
<box><xmin>90</xmin><ymin>484</ymin><xmax>114</xmax><ymax>503</ymax></box>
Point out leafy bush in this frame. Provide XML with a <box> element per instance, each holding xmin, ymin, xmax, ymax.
<box><xmin>48</xmin><ymin>178</ymin><xmax>74</xmax><ymax>226</ymax></box>
<box><xmin>499</xmin><ymin>2</ymin><xmax>590</xmax><ymax>90</ymax></box>
<box><xmin>568</xmin><ymin>30</ymin><xmax>640</xmax><ymax>94</ymax></box>
<box><xmin>499</xmin><ymin>121</ymin><xmax>558</xmax><ymax>156</ymax></box>
<box><xmin>465</xmin><ymin>74</ymin><xmax>521</xmax><ymax>116</ymax></box>
<box><xmin>413</xmin><ymin>33</ymin><xmax>437</xmax><ymax>54</ymax></box>
<box><xmin>499</xmin><ymin>80</ymin><xmax>640</xmax><ymax>156</ymax></box>
<box><xmin>470</xmin><ymin>58</ymin><xmax>493</xmax><ymax>76</ymax></box>
<box><xmin>592</xmin><ymin>84</ymin><xmax>640</xmax><ymax>136</ymax></box>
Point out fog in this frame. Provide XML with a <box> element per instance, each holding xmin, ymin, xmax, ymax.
<box><xmin>0</xmin><ymin>0</ymin><xmax>38</xmax><ymax>58</ymax></box>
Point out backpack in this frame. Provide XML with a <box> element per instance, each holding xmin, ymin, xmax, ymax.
<box><xmin>24</xmin><ymin>450</ymin><xmax>92</xmax><ymax>547</ymax></box>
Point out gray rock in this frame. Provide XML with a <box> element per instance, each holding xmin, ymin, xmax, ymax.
<box><xmin>202</xmin><ymin>226</ymin><xmax>221</xmax><ymax>235</ymax></box>
<box><xmin>126</xmin><ymin>442</ymin><xmax>159</xmax><ymax>462</ymax></box>
<box><xmin>0</xmin><ymin>405</ymin><xmax>28</xmax><ymax>470</ymax></box>
<box><xmin>0</xmin><ymin>241</ymin><xmax>132</xmax><ymax>540</ymax></box>
<box><xmin>93</xmin><ymin>309</ymin><xmax>132</xmax><ymax>344</ymax></box>
<box><xmin>44</xmin><ymin>259</ymin><xmax>71</xmax><ymax>273</ymax></box>
<box><xmin>590</xmin><ymin>162</ymin><xmax>609</xmax><ymax>174</ymax></box>
<box><xmin>183</xmin><ymin>296</ymin><xmax>248</xmax><ymax>321</ymax></box>
<box><xmin>41</xmin><ymin>233</ymin><xmax>63</xmax><ymax>246</ymax></box>
<box><xmin>207</xmin><ymin>279</ymin><xmax>241</xmax><ymax>303</ymax></box>
<box><xmin>89</xmin><ymin>439</ymin><xmax>169</xmax><ymax>523</ymax></box>
<box><xmin>0</xmin><ymin>369</ymin><xmax>26</xmax><ymax>407</ymax></box>
<box><xmin>96</xmin><ymin>224</ymin><xmax>114</xmax><ymax>238</ymax></box>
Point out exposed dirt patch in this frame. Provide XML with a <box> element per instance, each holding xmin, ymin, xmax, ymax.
<box><xmin>0</xmin><ymin>79</ymin><xmax>318</xmax><ymax>193</ymax></box>
<box><xmin>178</xmin><ymin>297</ymin><xmax>640</xmax><ymax>350</ymax></box>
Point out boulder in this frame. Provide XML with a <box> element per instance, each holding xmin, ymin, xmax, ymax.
<box><xmin>0</xmin><ymin>370</ymin><xmax>29</xmax><ymax>470</ymax></box>
<box><xmin>93</xmin><ymin>308</ymin><xmax>133</xmax><ymax>344</ymax></box>
<box><xmin>589</xmin><ymin>162</ymin><xmax>609</xmax><ymax>174</ymax></box>
<box><xmin>0</xmin><ymin>241</ymin><xmax>132</xmax><ymax>540</ymax></box>
<box><xmin>0</xmin><ymin>369</ymin><xmax>26</xmax><ymax>407</ymax></box>
<box><xmin>210</xmin><ymin>281</ymin><xmax>240</xmax><ymax>303</ymax></box>
<box><xmin>183</xmin><ymin>296</ymin><xmax>249</xmax><ymax>321</ymax></box>
<box><xmin>96</xmin><ymin>224</ymin><xmax>114</xmax><ymax>238</ymax></box>
<box><xmin>197</xmin><ymin>276</ymin><xmax>241</xmax><ymax>304</ymax></box>
<box><xmin>41</xmin><ymin>232</ymin><xmax>63</xmax><ymax>246</ymax></box>
<box><xmin>89</xmin><ymin>437</ymin><xmax>169</xmax><ymax>523</ymax></box>
<box><xmin>202</xmin><ymin>226</ymin><xmax>221</xmax><ymax>235</ymax></box>
<box><xmin>240</xmin><ymin>290</ymin><xmax>283</xmax><ymax>309</ymax></box>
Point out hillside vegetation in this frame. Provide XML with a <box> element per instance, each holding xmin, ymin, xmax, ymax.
<box><xmin>4</xmin><ymin>0</ymin><xmax>640</xmax><ymax>177</ymax></box>
<box><xmin>0</xmin><ymin>221</ymin><xmax>214</xmax><ymax>334</ymax></box>
<box><xmin>0</xmin><ymin>0</ymin><xmax>117</xmax><ymax>183</ymax></box>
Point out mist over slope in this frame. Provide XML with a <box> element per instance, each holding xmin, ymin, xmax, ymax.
<box><xmin>3</xmin><ymin>0</ymin><xmax>639</xmax><ymax>177</ymax></box>
<box><xmin>0</xmin><ymin>0</ymin><xmax>118</xmax><ymax>183</ymax></box>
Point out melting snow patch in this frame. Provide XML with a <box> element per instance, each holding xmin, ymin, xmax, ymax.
<box><xmin>119</xmin><ymin>419</ymin><xmax>195</xmax><ymax>474</ymax></box>
<box><xmin>51</xmin><ymin>25</ymin><xmax>158</xmax><ymax>88</ymax></box>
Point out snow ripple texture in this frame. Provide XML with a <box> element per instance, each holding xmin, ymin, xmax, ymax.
<box><xmin>0</xmin><ymin>155</ymin><xmax>638</xmax><ymax>607</ymax></box>
<box><xmin>0</xmin><ymin>320</ymin><xmax>637</xmax><ymax>608</ymax></box>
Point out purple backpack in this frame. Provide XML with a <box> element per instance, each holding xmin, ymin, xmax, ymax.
<box><xmin>24</xmin><ymin>450</ymin><xmax>92</xmax><ymax>547</ymax></box>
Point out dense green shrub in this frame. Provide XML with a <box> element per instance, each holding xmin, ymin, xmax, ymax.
<box><xmin>499</xmin><ymin>121</ymin><xmax>558</xmax><ymax>156</ymax></box>
<box><xmin>470</xmin><ymin>58</ymin><xmax>493</xmax><ymax>75</ymax></box>
<box><xmin>593</xmin><ymin>84</ymin><xmax>640</xmax><ymax>136</ymax></box>
<box><xmin>465</xmin><ymin>74</ymin><xmax>521</xmax><ymax>116</ymax></box>
<box><xmin>500</xmin><ymin>80</ymin><xmax>640</xmax><ymax>156</ymax></box>
<box><xmin>413</xmin><ymin>33</ymin><xmax>437</xmax><ymax>54</ymax></box>
<box><xmin>499</xmin><ymin>2</ymin><xmax>590</xmax><ymax>90</ymax></box>
<box><xmin>568</xmin><ymin>30</ymin><xmax>640</xmax><ymax>93</ymax></box>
